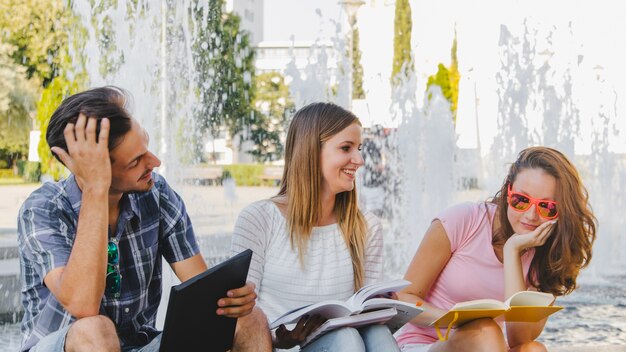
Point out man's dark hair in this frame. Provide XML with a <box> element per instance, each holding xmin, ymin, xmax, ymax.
<box><xmin>47</xmin><ymin>86</ymin><xmax>133</xmax><ymax>164</ymax></box>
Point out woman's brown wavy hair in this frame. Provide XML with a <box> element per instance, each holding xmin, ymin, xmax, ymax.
<box><xmin>275</xmin><ymin>102</ymin><xmax>368</xmax><ymax>291</ymax></box>
<box><xmin>492</xmin><ymin>146</ymin><xmax>597</xmax><ymax>295</ymax></box>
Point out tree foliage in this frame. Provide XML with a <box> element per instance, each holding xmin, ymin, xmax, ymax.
<box><xmin>426</xmin><ymin>32</ymin><xmax>460</xmax><ymax>125</ymax></box>
<box><xmin>0</xmin><ymin>0</ymin><xmax>81</xmax><ymax>169</ymax></box>
<box><xmin>85</xmin><ymin>0</ymin><xmax>125</xmax><ymax>79</ymax></box>
<box><xmin>352</xmin><ymin>25</ymin><xmax>365</xmax><ymax>99</ymax></box>
<box><xmin>248</xmin><ymin>72</ymin><xmax>294</xmax><ymax>163</ymax></box>
<box><xmin>0</xmin><ymin>0</ymin><xmax>86</xmax><ymax>174</ymax></box>
<box><xmin>0</xmin><ymin>42</ymin><xmax>38</xmax><ymax>164</ymax></box>
<box><xmin>192</xmin><ymin>0</ymin><xmax>255</xmax><ymax>158</ymax></box>
<box><xmin>0</xmin><ymin>0</ymin><xmax>77</xmax><ymax>86</ymax></box>
<box><xmin>36</xmin><ymin>77</ymin><xmax>82</xmax><ymax>180</ymax></box>
<box><xmin>391</xmin><ymin>0</ymin><xmax>414</xmax><ymax>86</ymax></box>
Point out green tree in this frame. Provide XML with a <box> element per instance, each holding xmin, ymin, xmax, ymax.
<box><xmin>0</xmin><ymin>42</ymin><xmax>38</xmax><ymax>167</ymax></box>
<box><xmin>391</xmin><ymin>0</ymin><xmax>414</xmax><ymax>86</ymax></box>
<box><xmin>0</xmin><ymin>0</ymin><xmax>77</xmax><ymax>86</ymax></box>
<box><xmin>352</xmin><ymin>25</ymin><xmax>365</xmax><ymax>99</ymax></box>
<box><xmin>1</xmin><ymin>0</ymin><xmax>87</xmax><ymax>177</ymax></box>
<box><xmin>36</xmin><ymin>77</ymin><xmax>82</xmax><ymax>180</ymax></box>
<box><xmin>192</xmin><ymin>0</ymin><xmax>255</xmax><ymax>162</ymax></box>
<box><xmin>248</xmin><ymin>72</ymin><xmax>294</xmax><ymax>162</ymax></box>
<box><xmin>426</xmin><ymin>32</ymin><xmax>460</xmax><ymax>125</ymax></box>
<box><xmin>1</xmin><ymin>0</ymin><xmax>85</xmax><ymax>170</ymax></box>
<box><xmin>86</xmin><ymin>0</ymin><xmax>135</xmax><ymax>80</ymax></box>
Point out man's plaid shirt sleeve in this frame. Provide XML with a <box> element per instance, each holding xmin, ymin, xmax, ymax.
<box><xmin>155</xmin><ymin>180</ymin><xmax>199</xmax><ymax>263</ymax></box>
<box><xmin>18</xmin><ymin>191</ymin><xmax>73</xmax><ymax>288</ymax></box>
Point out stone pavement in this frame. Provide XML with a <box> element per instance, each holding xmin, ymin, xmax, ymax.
<box><xmin>0</xmin><ymin>184</ymin><xmax>39</xmax><ymax>322</ymax></box>
<box><xmin>0</xmin><ymin>184</ymin><xmax>37</xmax><ymax>255</ymax></box>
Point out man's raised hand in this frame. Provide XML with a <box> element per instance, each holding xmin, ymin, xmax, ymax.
<box><xmin>51</xmin><ymin>114</ymin><xmax>111</xmax><ymax>192</ymax></box>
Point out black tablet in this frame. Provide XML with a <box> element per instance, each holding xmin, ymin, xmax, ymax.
<box><xmin>160</xmin><ymin>249</ymin><xmax>253</xmax><ymax>352</ymax></box>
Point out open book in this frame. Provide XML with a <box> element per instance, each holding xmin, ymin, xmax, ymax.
<box><xmin>431</xmin><ymin>290</ymin><xmax>563</xmax><ymax>341</ymax></box>
<box><xmin>269</xmin><ymin>279</ymin><xmax>424</xmax><ymax>346</ymax></box>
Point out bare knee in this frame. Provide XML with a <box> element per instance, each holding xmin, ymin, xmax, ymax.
<box><xmin>441</xmin><ymin>318</ymin><xmax>506</xmax><ymax>352</ymax></box>
<box><xmin>464</xmin><ymin>318</ymin><xmax>505</xmax><ymax>338</ymax></box>
<box><xmin>66</xmin><ymin>315</ymin><xmax>119</xmax><ymax>352</ymax></box>
<box><xmin>509</xmin><ymin>341</ymin><xmax>547</xmax><ymax>352</ymax></box>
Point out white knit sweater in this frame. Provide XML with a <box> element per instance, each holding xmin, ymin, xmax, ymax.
<box><xmin>230</xmin><ymin>199</ymin><xmax>384</xmax><ymax>323</ymax></box>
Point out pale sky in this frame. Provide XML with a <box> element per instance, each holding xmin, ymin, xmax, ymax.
<box><xmin>262</xmin><ymin>0</ymin><xmax>341</xmax><ymax>42</ymax></box>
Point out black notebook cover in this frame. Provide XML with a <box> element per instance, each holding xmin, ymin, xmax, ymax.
<box><xmin>160</xmin><ymin>249</ymin><xmax>253</xmax><ymax>352</ymax></box>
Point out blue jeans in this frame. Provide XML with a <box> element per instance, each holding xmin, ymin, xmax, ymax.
<box><xmin>29</xmin><ymin>325</ymin><xmax>162</xmax><ymax>352</ymax></box>
<box><xmin>302</xmin><ymin>325</ymin><xmax>400</xmax><ymax>352</ymax></box>
<box><xmin>29</xmin><ymin>325</ymin><xmax>72</xmax><ymax>352</ymax></box>
<box><xmin>123</xmin><ymin>334</ymin><xmax>162</xmax><ymax>352</ymax></box>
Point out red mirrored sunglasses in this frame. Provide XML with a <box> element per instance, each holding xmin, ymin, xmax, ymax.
<box><xmin>507</xmin><ymin>185</ymin><xmax>558</xmax><ymax>220</ymax></box>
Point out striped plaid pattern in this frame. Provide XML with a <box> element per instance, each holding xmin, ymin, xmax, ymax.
<box><xmin>17</xmin><ymin>173</ymin><xmax>199</xmax><ymax>351</ymax></box>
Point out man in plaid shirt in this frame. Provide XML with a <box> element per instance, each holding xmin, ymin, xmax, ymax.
<box><xmin>17</xmin><ymin>86</ymin><xmax>271</xmax><ymax>351</ymax></box>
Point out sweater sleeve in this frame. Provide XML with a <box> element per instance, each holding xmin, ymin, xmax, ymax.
<box><xmin>231</xmin><ymin>201</ymin><xmax>272</xmax><ymax>291</ymax></box>
<box><xmin>363</xmin><ymin>211</ymin><xmax>384</xmax><ymax>285</ymax></box>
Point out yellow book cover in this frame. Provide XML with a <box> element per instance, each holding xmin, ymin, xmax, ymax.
<box><xmin>504</xmin><ymin>305</ymin><xmax>563</xmax><ymax>321</ymax></box>
<box><xmin>430</xmin><ymin>291</ymin><xmax>563</xmax><ymax>341</ymax></box>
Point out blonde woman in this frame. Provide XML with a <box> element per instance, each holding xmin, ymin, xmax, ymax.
<box><xmin>231</xmin><ymin>102</ymin><xmax>400</xmax><ymax>351</ymax></box>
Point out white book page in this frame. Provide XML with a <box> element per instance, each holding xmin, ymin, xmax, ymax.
<box><xmin>361</xmin><ymin>298</ymin><xmax>422</xmax><ymax>313</ymax></box>
<box><xmin>451</xmin><ymin>299</ymin><xmax>507</xmax><ymax>310</ymax></box>
<box><xmin>361</xmin><ymin>299</ymin><xmax>424</xmax><ymax>332</ymax></box>
<box><xmin>269</xmin><ymin>301</ymin><xmax>351</xmax><ymax>329</ymax></box>
<box><xmin>505</xmin><ymin>291</ymin><xmax>555</xmax><ymax>307</ymax></box>
<box><xmin>345</xmin><ymin>279</ymin><xmax>410</xmax><ymax>309</ymax></box>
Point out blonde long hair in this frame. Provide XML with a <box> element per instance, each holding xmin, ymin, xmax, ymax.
<box><xmin>276</xmin><ymin>102</ymin><xmax>368</xmax><ymax>291</ymax></box>
<box><xmin>492</xmin><ymin>147</ymin><xmax>597</xmax><ymax>295</ymax></box>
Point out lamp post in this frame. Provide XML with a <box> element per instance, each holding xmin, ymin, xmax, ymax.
<box><xmin>340</xmin><ymin>0</ymin><xmax>365</xmax><ymax>109</ymax></box>
<box><xmin>341</xmin><ymin>0</ymin><xmax>365</xmax><ymax>27</ymax></box>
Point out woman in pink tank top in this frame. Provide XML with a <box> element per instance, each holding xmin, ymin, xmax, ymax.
<box><xmin>395</xmin><ymin>147</ymin><xmax>597</xmax><ymax>352</ymax></box>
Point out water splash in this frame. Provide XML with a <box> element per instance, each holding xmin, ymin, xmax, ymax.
<box><xmin>379</xmin><ymin>73</ymin><xmax>457</xmax><ymax>276</ymax></box>
<box><xmin>72</xmin><ymin>0</ymin><xmax>205</xmax><ymax>181</ymax></box>
<box><xmin>284</xmin><ymin>14</ymin><xmax>349</xmax><ymax>109</ymax></box>
<box><xmin>489</xmin><ymin>21</ymin><xmax>626</xmax><ymax>275</ymax></box>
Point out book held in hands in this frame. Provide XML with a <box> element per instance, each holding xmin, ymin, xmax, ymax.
<box><xmin>431</xmin><ymin>290</ymin><xmax>563</xmax><ymax>341</ymax></box>
<box><xmin>269</xmin><ymin>279</ymin><xmax>424</xmax><ymax>347</ymax></box>
<box><xmin>159</xmin><ymin>249</ymin><xmax>253</xmax><ymax>352</ymax></box>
